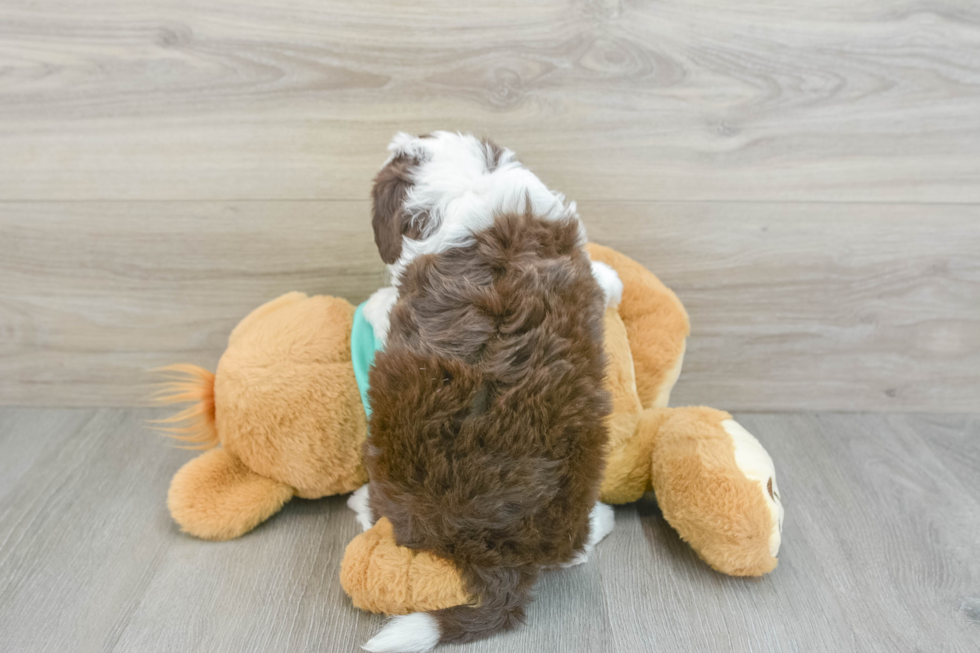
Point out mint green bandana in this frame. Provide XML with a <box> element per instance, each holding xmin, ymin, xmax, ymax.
<box><xmin>351</xmin><ymin>301</ymin><xmax>383</xmax><ymax>419</ymax></box>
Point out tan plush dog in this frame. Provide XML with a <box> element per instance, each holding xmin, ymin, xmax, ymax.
<box><xmin>156</xmin><ymin>245</ymin><xmax>784</xmax><ymax>614</ymax></box>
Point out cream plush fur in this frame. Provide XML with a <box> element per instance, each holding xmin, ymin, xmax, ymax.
<box><xmin>156</xmin><ymin>245</ymin><xmax>784</xmax><ymax>615</ymax></box>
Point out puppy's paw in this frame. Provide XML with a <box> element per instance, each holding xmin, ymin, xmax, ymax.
<box><xmin>363</xmin><ymin>287</ymin><xmax>398</xmax><ymax>345</ymax></box>
<box><xmin>588</xmin><ymin>501</ymin><xmax>615</xmax><ymax>545</ymax></box>
<box><xmin>347</xmin><ymin>484</ymin><xmax>374</xmax><ymax>532</ymax></box>
<box><xmin>590</xmin><ymin>260</ymin><xmax>623</xmax><ymax>307</ymax></box>
<box><xmin>562</xmin><ymin>502</ymin><xmax>615</xmax><ymax>568</ymax></box>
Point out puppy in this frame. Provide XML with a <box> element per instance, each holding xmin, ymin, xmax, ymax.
<box><xmin>357</xmin><ymin>132</ymin><xmax>619</xmax><ymax>652</ymax></box>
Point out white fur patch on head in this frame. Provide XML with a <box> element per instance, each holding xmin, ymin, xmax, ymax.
<box><xmin>347</xmin><ymin>484</ymin><xmax>374</xmax><ymax>532</ymax></box>
<box><xmin>382</xmin><ymin>131</ymin><xmax>583</xmax><ymax>284</ymax></box>
<box><xmin>722</xmin><ymin>419</ymin><xmax>784</xmax><ymax>557</ymax></box>
<box><xmin>363</xmin><ymin>286</ymin><xmax>399</xmax><ymax>345</ymax></box>
<box><xmin>590</xmin><ymin>260</ymin><xmax>623</xmax><ymax>307</ymax></box>
<box><xmin>363</xmin><ymin>613</ymin><xmax>440</xmax><ymax>653</ymax></box>
<box><xmin>383</xmin><ymin>132</ymin><xmax>431</xmax><ymax>167</ymax></box>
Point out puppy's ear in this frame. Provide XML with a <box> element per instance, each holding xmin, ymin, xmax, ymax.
<box><xmin>371</xmin><ymin>155</ymin><xmax>425</xmax><ymax>265</ymax></box>
<box><xmin>481</xmin><ymin>137</ymin><xmax>504</xmax><ymax>172</ymax></box>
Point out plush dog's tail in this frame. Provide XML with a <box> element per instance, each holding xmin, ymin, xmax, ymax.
<box><xmin>363</xmin><ymin>563</ymin><xmax>537</xmax><ymax>652</ymax></box>
<box><xmin>148</xmin><ymin>364</ymin><xmax>218</xmax><ymax>449</ymax></box>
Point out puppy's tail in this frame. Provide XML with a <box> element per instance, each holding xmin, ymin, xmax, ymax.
<box><xmin>363</xmin><ymin>563</ymin><xmax>537</xmax><ymax>652</ymax></box>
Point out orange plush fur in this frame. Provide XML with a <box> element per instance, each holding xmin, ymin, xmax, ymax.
<box><xmin>340</xmin><ymin>517</ymin><xmax>472</xmax><ymax>615</ymax></box>
<box><xmin>159</xmin><ymin>292</ymin><xmax>368</xmax><ymax>541</ymax></box>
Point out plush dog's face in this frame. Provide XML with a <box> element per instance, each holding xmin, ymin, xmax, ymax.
<box><xmin>371</xmin><ymin>131</ymin><xmax>579</xmax><ymax>280</ymax></box>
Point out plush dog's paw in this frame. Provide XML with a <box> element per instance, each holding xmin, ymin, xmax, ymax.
<box><xmin>347</xmin><ymin>484</ymin><xmax>374</xmax><ymax>532</ymax></box>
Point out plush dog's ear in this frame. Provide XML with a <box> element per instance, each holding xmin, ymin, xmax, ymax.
<box><xmin>372</xmin><ymin>154</ymin><xmax>426</xmax><ymax>265</ymax></box>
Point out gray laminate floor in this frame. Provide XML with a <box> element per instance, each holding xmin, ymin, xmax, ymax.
<box><xmin>0</xmin><ymin>408</ymin><xmax>977</xmax><ymax>652</ymax></box>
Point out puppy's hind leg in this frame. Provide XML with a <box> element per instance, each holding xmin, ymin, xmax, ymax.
<box><xmin>562</xmin><ymin>502</ymin><xmax>615</xmax><ymax>568</ymax></box>
<box><xmin>347</xmin><ymin>484</ymin><xmax>375</xmax><ymax>532</ymax></box>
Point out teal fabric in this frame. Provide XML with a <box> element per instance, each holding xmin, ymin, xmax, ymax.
<box><xmin>351</xmin><ymin>301</ymin><xmax>382</xmax><ymax>419</ymax></box>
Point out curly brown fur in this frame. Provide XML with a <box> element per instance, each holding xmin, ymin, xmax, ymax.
<box><xmin>366</xmin><ymin>211</ymin><xmax>610</xmax><ymax>645</ymax></box>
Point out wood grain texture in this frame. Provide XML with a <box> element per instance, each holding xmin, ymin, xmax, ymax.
<box><xmin>0</xmin><ymin>202</ymin><xmax>386</xmax><ymax>406</ymax></box>
<box><xmin>908</xmin><ymin>413</ymin><xmax>980</xmax><ymax>501</ymax></box>
<box><xmin>589</xmin><ymin>202</ymin><xmax>980</xmax><ymax>412</ymax></box>
<box><xmin>1</xmin><ymin>1</ymin><xmax>979</xmax><ymax>202</ymax></box>
<box><xmin>2</xmin><ymin>201</ymin><xmax>977</xmax><ymax>410</ymax></box>
<box><xmin>0</xmin><ymin>408</ymin><xmax>95</xmax><ymax>500</ymax></box>
<box><xmin>1</xmin><ymin>408</ymin><xmax>978</xmax><ymax>652</ymax></box>
<box><xmin>572</xmin><ymin>412</ymin><xmax>980</xmax><ymax>653</ymax></box>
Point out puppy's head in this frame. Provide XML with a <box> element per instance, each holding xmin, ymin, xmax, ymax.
<box><xmin>371</xmin><ymin>132</ymin><xmax>575</xmax><ymax>271</ymax></box>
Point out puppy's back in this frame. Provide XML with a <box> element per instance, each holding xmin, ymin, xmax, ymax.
<box><xmin>366</xmin><ymin>211</ymin><xmax>609</xmax><ymax>647</ymax></box>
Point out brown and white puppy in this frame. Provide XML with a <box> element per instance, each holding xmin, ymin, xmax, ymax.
<box><xmin>355</xmin><ymin>132</ymin><xmax>619</xmax><ymax>652</ymax></box>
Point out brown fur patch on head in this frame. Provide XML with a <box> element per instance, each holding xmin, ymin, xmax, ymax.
<box><xmin>366</xmin><ymin>210</ymin><xmax>609</xmax><ymax>643</ymax></box>
<box><xmin>481</xmin><ymin>138</ymin><xmax>504</xmax><ymax>172</ymax></box>
<box><xmin>371</xmin><ymin>154</ymin><xmax>427</xmax><ymax>264</ymax></box>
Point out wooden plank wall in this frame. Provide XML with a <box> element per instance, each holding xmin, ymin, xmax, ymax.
<box><xmin>1</xmin><ymin>0</ymin><xmax>978</xmax><ymax>410</ymax></box>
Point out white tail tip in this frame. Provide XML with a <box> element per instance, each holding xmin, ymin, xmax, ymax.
<box><xmin>363</xmin><ymin>613</ymin><xmax>440</xmax><ymax>653</ymax></box>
